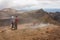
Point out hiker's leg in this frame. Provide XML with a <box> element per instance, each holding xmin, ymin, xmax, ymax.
<box><xmin>11</xmin><ymin>22</ymin><xmax>15</xmax><ymax>30</ymax></box>
<box><xmin>11</xmin><ymin>22</ymin><xmax>14</xmax><ymax>30</ymax></box>
<box><xmin>13</xmin><ymin>22</ymin><xmax>15</xmax><ymax>29</ymax></box>
<box><xmin>15</xmin><ymin>23</ymin><xmax>17</xmax><ymax>30</ymax></box>
<box><xmin>12</xmin><ymin>22</ymin><xmax>13</xmax><ymax>28</ymax></box>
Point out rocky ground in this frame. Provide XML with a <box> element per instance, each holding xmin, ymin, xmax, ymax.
<box><xmin>0</xmin><ymin>23</ymin><xmax>60</xmax><ymax>40</ymax></box>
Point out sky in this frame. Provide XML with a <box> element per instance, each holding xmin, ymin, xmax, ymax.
<box><xmin>0</xmin><ymin>0</ymin><xmax>60</xmax><ymax>10</ymax></box>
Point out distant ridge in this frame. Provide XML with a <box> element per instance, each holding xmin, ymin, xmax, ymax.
<box><xmin>43</xmin><ymin>9</ymin><xmax>60</xmax><ymax>12</ymax></box>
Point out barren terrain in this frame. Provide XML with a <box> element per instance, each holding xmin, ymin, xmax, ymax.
<box><xmin>0</xmin><ymin>23</ymin><xmax>60</xmax><ymax>40</ymax></box>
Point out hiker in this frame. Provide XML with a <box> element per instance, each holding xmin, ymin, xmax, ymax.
<box><xmin>11</xmin><ymin>16</ymin><xmax>15</xmax><ymax>29</ymax></box>
<box><xmin>14</xmin><ymin>16</ymin><xmax>19</xmax><ymax>30</ymax></box>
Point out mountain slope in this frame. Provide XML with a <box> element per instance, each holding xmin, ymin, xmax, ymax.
<box><xmin>0</xmin><ymin>8</ymin><xmax>60</xmax><ymax>26</ymax></box>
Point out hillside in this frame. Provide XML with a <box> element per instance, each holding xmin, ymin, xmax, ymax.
<box><xmin>0</xmin><ymin>8</ymin><xmax>60</xmax><ymax>26</ymax></box>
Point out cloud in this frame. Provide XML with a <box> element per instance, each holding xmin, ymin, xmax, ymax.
<box><xmin>0</xmin><ymin>0</ymin><xmax>60</xmax><ymax>10</ymax></box>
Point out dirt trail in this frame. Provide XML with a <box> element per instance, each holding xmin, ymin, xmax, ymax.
<box><xmin>0</xmin><ymin>23</ymin><xmax>58</xmax><ymax>31</ymax></box>
<box><xmin>17</xmin><ymin>23</ymin><xmax>54</xmax><ymax>29</ymax></box>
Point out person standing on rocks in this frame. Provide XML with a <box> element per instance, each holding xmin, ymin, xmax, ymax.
<box><xmin>15</xmin><ymin>16</ymin><xmax>19</xmax><ymax>30</ymax></box>
<box><xmin>11</xmin><ymin>16</ymin><xmax>15</xmax><ymax>29</ymax></box>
